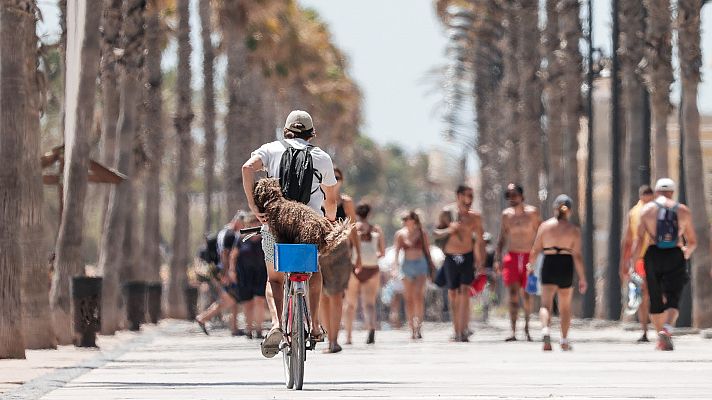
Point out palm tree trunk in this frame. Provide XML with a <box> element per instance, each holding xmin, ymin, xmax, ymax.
<box><xmin>0</xmin><ymin>0</ymin><xmax>32</xmax><ymax>359</ymax></box>
<box><xmin>542</xmin><ymin>0</ymin><xmax>563</xmax><ymax>207</ymax></box>
<box><xmin>500</xmin><ymin>1</ymin><xmax>521</xmax><ymax>184</ymax></box>
<box><xmin>142</xmin><ymin>0</ymin><xmax>163</xmax><ymax>285</ymax></box>
<box><xmin>643</xmin><ymin>0</ymin><xmax>673</xmax><ymax>180</ymax></box>
<box><xmin>166</xmin><ymin>0</ymin><xmax>194</xmax><ymax>319</ymax></box>
<box><xmin>620</xmin><ymin>0</ymin><xmax>648</xmax><ymax>207</ymax></box>
<box><xmin>517</xmin><ymin>0</ymin><xmax>543</xmax><ymax>208</ymax></box>
<box><xmin>678</xmin><ymin>0</ymin><xmax>712</xmax><ymax>329</ymax></box>
<box><xmin>21</xmin><ymin>3</ymin><xmax>56</xmax><ymax>349</ymax></box>
<box><xmin>558</xmin><ymin>0</ymin><xmax>582</xmax><ymax>218</ymax></box>
<box><xmin>97</xmin><ymin>0</ymin><xmax>146</xmax><ymax>334</ymax></box>
<box><xmin>51</xmin><ymin>0</ymin><xmax>103</xmax><ymax>345</ymax></box>
<box><xmin>200</xmin><ymin>0</ymin><xmax>217</xmax><ymax>233</ymax></box>
<box><xmin>99</xmin><ymin>0</ymin><xmax>123</xmax><ymax>230</ymax></box>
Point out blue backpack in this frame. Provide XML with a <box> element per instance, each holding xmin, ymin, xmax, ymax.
<box><xmin>655</xmin><ymin>201</ymin><xmax>679</xmax><ymax>249</ymax></box>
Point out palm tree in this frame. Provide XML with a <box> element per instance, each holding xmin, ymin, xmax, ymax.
<box><xmin>142</xmin><ymin>0</ymin><xmax>164</xmax><ymax>289</ymax></box>
<box><xmin>0</xmin><ymin>0</ymin><xmax>33</xmax><ymax>359</ymax></box>
<box><xmin>516</xmin><ymin>0</ymin><xmax>543</xmax><ymax>207</ymax></box>
<box><xmin>51</xmin><ymin>0</ymin><xmax>103</xmax><ymax>345</ymax></box>
<box><xmin>642</xmin><ymin>0</ymin><xmax>673</xmax><ymax>180</ymax></box>
<box><xmin>542</xmin><ymin>0</ymin><xmax>563</xmax><ymax>207</ymax></box>
<box><xmin>200</xmin><ymin>0</ymin><xmax>217</xmax><ymax>233</ymax></box>
<box><xmin>619</xmin><ymin>0</ymin><xmax>648</xmax><ymax>206</ymax></box>
<box><xmin>166</xmin><ymin>0</ymin><xmax>193</xmax><ymax>319</ymax></box>
<box><xmin>21</xmin><ymin>1</ymin><xmax>56</xmax><ymax>349</ymax></box>
<box><xmin>677</xmin><ymin>0</ymin><xmax>712</xmax><ymax>329</ymax></box>
<box><xmin>97</xmin><ymin>0</ymin><xmax>147</xmax><ymax>334</ymax></box>
<box><xmin>499</xmin><ymin>1</ymin><xmax>521</xmax><ymax>184</ymax></box>
<box><xmin>558</xmin><ymin>0</ymin><xmax>583</xmax><ymax>217</ymax></box>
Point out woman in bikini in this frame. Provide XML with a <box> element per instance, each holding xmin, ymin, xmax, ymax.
<box><xmin>528</xmin><ymin>195</ymin><xmax>587</xmax><ymax>351</ymax></box>
<box><xmin>344</xmin><ymin>203</ymin><xmax>385</xmax><ymax>345</ymax></box>
<box><xmin>394</xmin><ymin>210</ymin><xmax>434</xmax><ymax>340</ymax></box>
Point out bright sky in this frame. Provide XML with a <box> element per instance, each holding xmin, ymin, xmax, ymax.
<box><xmin>37</xmin><ymin>1</ymin><xmax>712</xmax><ymax>153</ymax></box>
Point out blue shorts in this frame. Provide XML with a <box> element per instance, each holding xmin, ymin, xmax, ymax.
<box><xmin>401</xmin><ymin>257</ymin><xmax>429</xmax><ymax>279</ymax></box>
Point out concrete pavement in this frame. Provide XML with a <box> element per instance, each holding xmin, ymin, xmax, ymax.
<box><xmin>7</xmin><ymin>318</ymin><xmax>712</xmax><ymax>399</ymax></box>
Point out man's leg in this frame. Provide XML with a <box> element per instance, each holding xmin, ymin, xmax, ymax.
<box><xmin>507</xmin><ymin>283</ymin><xmax>520</xmax><ymax>339</ymax></box>
<box><xmin>558</xmin><ymin>288</ymin><xmax>574</xmax><ymax>339</ymax></box>
<box><xmin>197</xmin><ymin>291</ymin><xmax>236</xmax><ymax>324</ymax></box>
<box><xmin>448</xmin><ymin>288</ymin><xmax>460</xmax><ymax>337</ymax></box>
<box><xmin>327</xmin><ymin>292</ymin><xmax>344</xmax><ymax>345</ymax></box>
<box><xmin>638</xmin><ymin>284</ymin><xmax>650</xmax><ymax>339</ymax></box>
<box><xmin>265</xmin><ymin>262</ymin><xmax>285</xmax><ymax>329</ymax></box>
<box><xmin>458</xmin><ymin>285</ymin><xmax>470</xmax><ymax>339</ymax></box>
<box><xmin>521</xmin><ymin>290</ymin><xmax>532</xmax><ymax>340</ymax></box>
<box><xmin>309</xmin><ymin>271</ymin><xmax>323</xmax><ymax>336</ymax></box>
<box><xmin>539</xmin><ymin>284</ymin><xmax>556</xmax><ymax>350</ymax></box>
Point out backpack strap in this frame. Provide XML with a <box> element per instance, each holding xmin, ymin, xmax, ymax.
<box><xmin>279</xmin><ymin>139</ymin><xmax>292</xmax><ymax>150</ymax></box>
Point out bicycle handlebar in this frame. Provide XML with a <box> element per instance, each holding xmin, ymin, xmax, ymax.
<box><xmin>239</xmin><ymin>226</ymin><xmax>262</xmax><ymax>235</ymax></box>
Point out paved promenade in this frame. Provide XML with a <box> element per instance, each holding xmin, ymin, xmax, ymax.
<box><xmin>4</xmin><ymin>318</ymin><xmax>712</xmax><ymax>399</ymax></box>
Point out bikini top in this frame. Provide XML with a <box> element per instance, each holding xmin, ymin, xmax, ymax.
<box><xmin>542</xmin><ymin>246</ymin><xmax>573</xmax><ymax>255</ymax></box>
<box><xmin>402</xmin><ymin>232</ymin><xmax>424</xmax><ymax>250</ymax></box>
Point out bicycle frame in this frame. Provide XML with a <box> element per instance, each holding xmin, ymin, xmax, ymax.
<box><xmin>282</xmin><ymin>273</ymin><xmax>315</xmax><ymax>351</ymax></box>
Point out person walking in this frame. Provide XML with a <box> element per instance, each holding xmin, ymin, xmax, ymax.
<box><xmin>433</xmin><ymin>185</ymin><xmax>485</xmax><ymax>342</ymax></box>
<box><xmin>235</xmin><ymin>213</ymin><xmax>268</xmax><ymax>339</ymax></box>
<box><xmin>394</xmin><ymin>210</ymin><xmax>434</xmax><ymax>340</ymax></box>
<box><xmin>528</xmin><ymin>195</ymin><xmax>587</xmax><ymax>351</ymax></box>
<box><xmin>318</xmin><ymin>168</ymin><xmax>362</xmax><ymax>354</ymax></box>
<box><xmin>242</xmin><ymin>110</ymin><xmax>339</xmax><ymax>358</ymax></box>
<box><xmin>620</xmin><ymin>185</ymin><xmax>655</xmax><ymax>343</ymax></box>
<box><xmin>631</xmin><ymin>179</ymin><xmax>697</xmax><ymax>351</ymax></box>
<box><xmin>344</xmin><ymin>202</ymin><xmax>385</xmax><ymax>345</ymax></box>
<box><xmin>495</xmin><ymin>183</ymin><xmax>541</xmax><ymax>342</ymax></box>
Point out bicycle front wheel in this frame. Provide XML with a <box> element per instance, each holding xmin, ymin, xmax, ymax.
<box><xmin>283</xmin><ymin>289</ymin><xmax>294</xmax><ymax>389</ymax></box>
<box><xmin>291</xmin><ymin>294</ymin><xmax>307</xmax><ymax>390</ymax></box>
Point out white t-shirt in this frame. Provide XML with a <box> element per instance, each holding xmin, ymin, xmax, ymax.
<box><xmin>252</xmin><ymin>138</ymin><xmax>337</xmax><ymax>213</ymax></box>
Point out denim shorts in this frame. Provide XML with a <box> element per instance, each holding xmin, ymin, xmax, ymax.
<box><xmin>401</xmin><ymin>257</ymin><xmax>429</xmax><ymax>279</ymax></box>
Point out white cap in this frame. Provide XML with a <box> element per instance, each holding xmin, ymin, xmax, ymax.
<box><xmin>284</xmin><ymin>110</ymin><xmax>314</xmax><ymax>134</ymax></box>
<box><xmin>655</xmin><ymin>178</ymin><xmax>676</xmax><ymax>192</ymax></box>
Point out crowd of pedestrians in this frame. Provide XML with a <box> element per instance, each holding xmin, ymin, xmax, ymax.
<box><xmin>193</xmin><ymin>109</ymin><xmax>698</xmax><ymax>355</ymax></box>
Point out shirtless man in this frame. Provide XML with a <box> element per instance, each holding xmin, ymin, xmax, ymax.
<box><xmin>495</xmin><ymin>183</ymin><xmax>541</xmax><ymax>342</ymax></box>
<box><xmin>434</xmin><ymin>185</ymin><xmax>485</xmax><ymax>342</ymax></box>
<box><xmin>631</xmin><ymin>178</ymin><xmax>696</xmax><ymax>351</ymax></box>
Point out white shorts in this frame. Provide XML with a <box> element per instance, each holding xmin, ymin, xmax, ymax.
<box><xmin>261</xmin><ymin>225</ymin><xmax>276</xmax><ymax>266</ymax></box>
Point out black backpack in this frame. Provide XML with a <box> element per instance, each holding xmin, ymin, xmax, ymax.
<box><xmin>655</xmin><ymin>201</ymin><xmax>680</xmax><ymax>249</ymax></box>
<box><xmin>278</xmin><ymin>139</ymin><xmax>323</xmax><ymax>204</ymax></box>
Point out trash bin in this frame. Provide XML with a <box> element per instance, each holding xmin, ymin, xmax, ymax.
<box><xmin>184</xmin><ymin>286</ymin><xmax>198</xmax><ymax>321</ymax></box>
<box><xmin>71</xmin><ymin>277</ymin><xmax>102</xmax><ymax>347</ymax></box>
<box><xmin>146</xmin><ymin>283</ymin><xmax>162</xmax><ymax>324</ymax></box>
<box><xmin>123</xmin><ymin>281</ymin><xmax>147</xmax><ymax>331</ymax></box>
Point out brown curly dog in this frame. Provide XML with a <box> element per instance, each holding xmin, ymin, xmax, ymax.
<box><xmin>253</xmin><ymin>178</ymin><xmax>351</xmax><ymax>255</ymax></box>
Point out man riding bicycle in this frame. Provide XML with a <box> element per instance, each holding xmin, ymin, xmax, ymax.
<box><xmin>242</xmin><ymin>110</ymin><xmax>339</xmax><ymax>358</ymax></box>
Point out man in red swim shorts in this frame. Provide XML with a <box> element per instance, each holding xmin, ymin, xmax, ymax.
<box><xmin>495</xmin><ymin>184</ymin><xmax>541</xmax><ymax>342</ymax></box>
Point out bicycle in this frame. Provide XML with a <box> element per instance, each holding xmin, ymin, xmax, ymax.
<box><xmin>240</xmin><ymin>227</ymin><xmax>319</xmax><ymax>390</ymax></box>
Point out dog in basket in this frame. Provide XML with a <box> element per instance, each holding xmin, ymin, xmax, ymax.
<box><xmin>253</xmin><ymin>178</ymin><xmax>351</xmax><ymax>255</ymax></box>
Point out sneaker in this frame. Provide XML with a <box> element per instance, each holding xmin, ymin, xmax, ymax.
<box><xmin>543</xmin><ymin>334</ymin><xmax>552</xmax><ymax>351</ymax></box>
<box><xmin>260</xmin><ymin>327</ymin><xmax>283</xmax><ymax>358</ymax></box>
<box><xmin>656</xmin><ymin>330</ymin><xmax>674</xmax><ymax>351</ymax></box>
<box><xmin>560</xmin><ymin>341</ymin><xmax>573</xmax><ymax>351</ymax></box>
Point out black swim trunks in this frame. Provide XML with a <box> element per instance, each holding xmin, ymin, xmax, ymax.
<box><xmin>442</xmin><ymin>252</ymin><xmax>475</xmax><ymax>290</ymax></box>
<box><xmin>540</xmin><ymin>254</ymin><xmax>574</xmax><ymax>289</ymax></box>
<box><xmin>643</xmin><ymin>246</ymin><xmax>688</xmax><ymax>314</ymax></box>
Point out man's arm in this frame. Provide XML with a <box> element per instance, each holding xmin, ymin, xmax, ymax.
<box><xmin>494</xmin><ymin>212</ymin><xmax>508</xmax><ymax>273</ymax></box>
<box><xmin>573</xmin><ymin>227</ymin><xmax>587</xmax><ymax>294</ymax></box>
<box><xmin>433</xmin><ymin>209</ymin><xmax>454</xmax><ymax>239</ymax></box>
<box><xmin>322</xmin><ymin>184</ymin><xmax>338</xmax><ymax>222</ymax></box>
<box><xmin>680</xmin><ymin>205</ymin><xmax>697</xmax><ymax>259</ymax></box>
<box><xmin>242</xmin><ymin>155</ymin><xmax>265</xmax><ymax>223</ymax></box>
<box><xmin>631</xmin><ymin>212</ymin><xmax>647</xmax><ymax>267</ymax></box>
<box><xmin>619</xmin><ymin>212</ymin><xmax>633</xmax><ymax>281</ymax></box>
<box><xmin>474</xmin><ymin>214</ymin><xmax>485</xmax><ymax>273</ymax></box>
<box><xmin>227</xmin><ymin>247</ymin><xmax>239</xmax><ymax>283</ymax></box>
<box><xmin>528</xmin><ymin>224</ymin><xmax>544</xmax><ymax>269</ymax></box>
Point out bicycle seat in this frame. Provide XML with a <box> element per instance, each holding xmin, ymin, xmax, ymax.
<box><xmin>274</xmin><ymin>244</ymin><xmax>319</xmax><ymax>273</ymax></box>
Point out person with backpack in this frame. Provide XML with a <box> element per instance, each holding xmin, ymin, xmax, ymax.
<box><xmin>631</xmin><ymin>178</ymin><xmax>697</xmax><ymax>351</ymax></box>
<box><xmin>343</xmin><ymin>202</ymin><xmax>385</xmax><ymax>345</ymax></box>
<box><xmin>242</xmin><ymin>110</ymin><xmax>339</xmax><ymax>358</ymax></box>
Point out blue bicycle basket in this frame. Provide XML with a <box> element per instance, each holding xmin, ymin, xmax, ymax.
<box><xmin>274</xmin><ymin>244</ymin><xmax>319</xmax><ymax>273</ymax></box>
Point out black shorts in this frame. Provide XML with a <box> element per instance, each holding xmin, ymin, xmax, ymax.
<box><xmin>540</xmin><ymin>254</ymin><xmax>574</xmax><ymax>289</ymax></box>
<box><xmin>223</xmin><ymin>283</ymin><xmax>240</xmax><ymax>302</ymax></box>
<box><xmin>236</xmin><ymin>263</ymin><xmax>268</xmax><ymax>302</ymax></box>
<box><xmin>443</xmin><ymin>252</ymin><xmax>475</xmax><ymax>290</ymax></box>
<box><xmin>643</xmin><ymin>246</ymin><xmax>688</xmax><ymax>314</ymax></box>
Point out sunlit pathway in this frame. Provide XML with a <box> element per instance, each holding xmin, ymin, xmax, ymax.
<box><xmin>36</xmin><ymin>319</ymin><xmax>712</xmax><ymax>399</ymax></box>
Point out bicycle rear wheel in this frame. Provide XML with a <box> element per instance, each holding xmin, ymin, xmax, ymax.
<box><xmin>282</xmin><ymin>288</ymin><xmax>294</xmax><ymax>389</ymax></box>
<box><xmin>291</xmin><ymin>294</ymin><xmax>307</xmax><ymax>390</ymax></box>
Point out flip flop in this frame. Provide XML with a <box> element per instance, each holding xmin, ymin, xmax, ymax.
<box><xmin>196</xmin><ymin>319</ymin><xmax>209</xmax><ymax>336</ymax></box>
<box><xmin>260</xmin><ymin>327</ymin><xmax>283</xmax><ymax>358</ymax></box>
